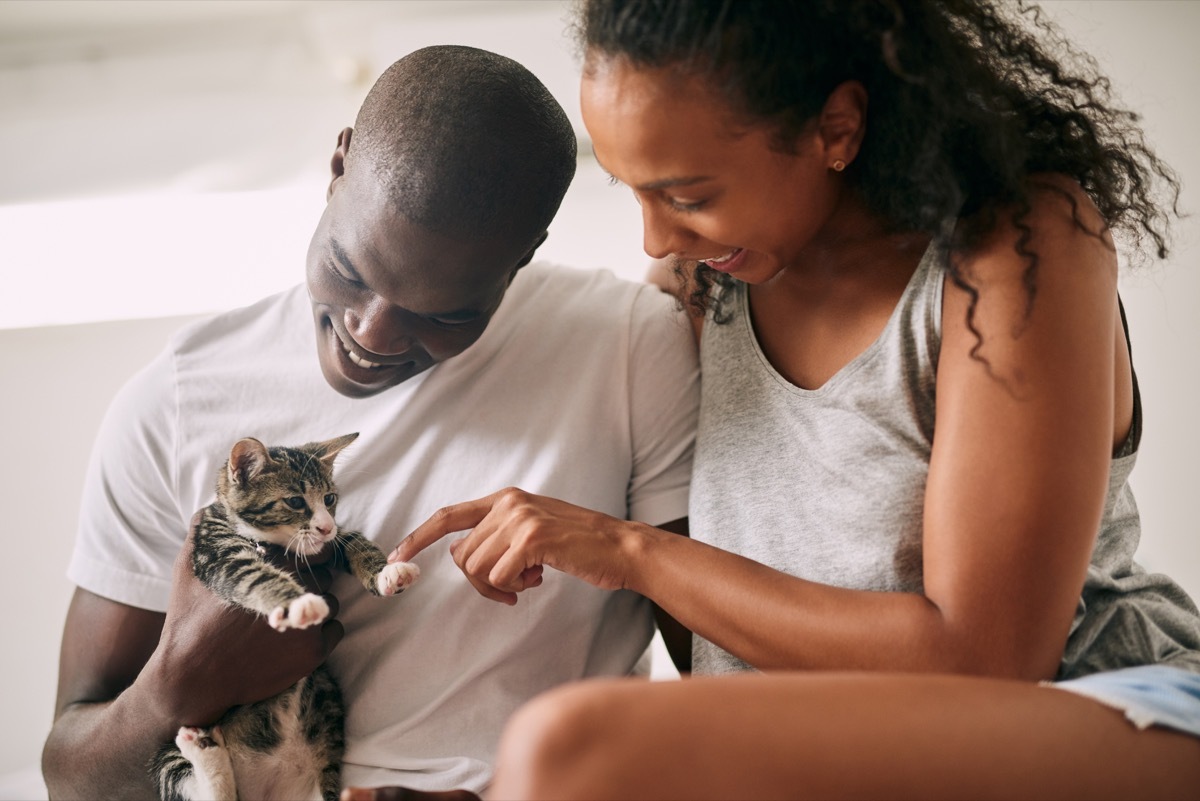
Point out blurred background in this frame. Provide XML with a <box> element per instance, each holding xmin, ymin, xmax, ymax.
<box><xmin>1</xmin><ymin>1</ymin><xmax>1197</xmax><ymax>797</ymax></box>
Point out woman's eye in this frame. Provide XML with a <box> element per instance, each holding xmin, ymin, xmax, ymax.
<box><xmin>284</xmin><ymin>496</ymin><xmax>306</xmax><ymax>510</ymax></box>
<box><xmin>668</xmin><ymin>197</ymin><xmax>707</xmax><ymax>213</ymax></box>
<box><xmin>324</xmin><ymin>493</ymin><xmax>337</xmax><ymax>507</ymax></box>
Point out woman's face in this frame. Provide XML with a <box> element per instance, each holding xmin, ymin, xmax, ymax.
<box><xmin>580</xmin><ymin>56</ymin><xmax>845</xmax><ymax>283</ymax></box>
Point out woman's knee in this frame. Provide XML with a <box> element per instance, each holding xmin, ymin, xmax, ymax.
<box><xmin>491</xmin><ymin>679</ymin><xmax>640</xmax><ymax>800</ymax></box>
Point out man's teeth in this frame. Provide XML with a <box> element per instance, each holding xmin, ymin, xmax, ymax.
<box><xmin>343</xmin><ymin>340</ymin><xmax>382</xmax><ymax>369</ymax></box>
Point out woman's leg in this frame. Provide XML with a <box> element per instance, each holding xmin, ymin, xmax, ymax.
<box><xmin>489</xmin><ymin>672</ymin><xmax>1200</xmax><ymax>801</ymax></box>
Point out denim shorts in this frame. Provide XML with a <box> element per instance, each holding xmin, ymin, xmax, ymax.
<box><xmin>1046</xmin><ymin>664</ymin><xmax>1200</xmax><ymax>738</ymax></box>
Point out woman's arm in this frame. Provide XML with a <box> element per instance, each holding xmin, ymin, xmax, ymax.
<box><xmin>395</xmin><ymin>181</ymin><xmax>1124</xmax><ymax>681</ymax></box>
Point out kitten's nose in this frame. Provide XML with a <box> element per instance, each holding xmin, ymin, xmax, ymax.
<box><xmin>312</xmin><ymin>510</ymin><xmax>335</xmax><ymax>538</ymax></box>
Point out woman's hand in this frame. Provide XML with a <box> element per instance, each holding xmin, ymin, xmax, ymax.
<box><xmin>391</xmin><ymin>488</ymin><xmax>654</xmax><ymax>605</ymax></box>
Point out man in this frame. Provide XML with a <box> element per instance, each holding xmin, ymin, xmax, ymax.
<box><xmin>43</xmin><ymin>45</ymin><xmax>697</xmax><ymax>799</ymax></box>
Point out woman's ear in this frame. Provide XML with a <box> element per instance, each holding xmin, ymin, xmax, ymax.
<box><xmin>327</xmin><ymin>127</ymin><xmax>354</xmax><ymax>201</ymax></box>
<box><xmin>819</xmin><ymin>81</ymin><xmax>868</xmax><ymax>170</ymax></box>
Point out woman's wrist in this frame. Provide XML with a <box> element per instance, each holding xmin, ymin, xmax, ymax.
<box><xmin>620</xmin><ymin>521</ymin><xmax>674</xmax><ymax>597</ymax></box>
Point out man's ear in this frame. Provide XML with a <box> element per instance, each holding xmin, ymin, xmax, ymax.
<box><xmin>514</xmin><ymin>231</ymin><xmax>549</xmax><ymax>271</ymax></box>
<box><xmin>327</xmin><ymin>127</ymin><xmax>353</xmax><ymax>201</ymax></box>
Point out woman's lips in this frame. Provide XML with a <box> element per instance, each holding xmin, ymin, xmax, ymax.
<box><xmin>699</xmin><ymin>247</ymin><xmax>746</xmax><ymax>273</ymax></box>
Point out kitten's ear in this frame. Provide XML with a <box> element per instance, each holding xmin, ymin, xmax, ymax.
<box><xmin>310</xmin><ymin>432</ymin><xmax>359</xmax><ymax>467</ymax></box>
<box><xmin>229</xmin><ymin>438</ymin><xmax>271</xmax><ymax>487</ymax></box>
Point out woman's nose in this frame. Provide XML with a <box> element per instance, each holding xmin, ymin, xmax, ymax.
<box><xmin>343</xmin><ymin>297</ymin><xmax>415</xmax><ymax>356</ymax></box>
<box><xmin>641</xmin><ymin>203</ymin><xmax>692</xmax><ymax>260</ymax></box>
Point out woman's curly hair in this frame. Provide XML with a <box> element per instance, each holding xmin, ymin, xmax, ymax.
<box><xmin>576</xmin><ymin>0</ymin><xmax>1180</xmax><ymax>327</ymax></box>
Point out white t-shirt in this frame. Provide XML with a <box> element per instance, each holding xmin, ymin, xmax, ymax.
<box><xmin>68</xmin><ymin>262</ymin><xmax>699</xmax><ymax>792</ymax></box>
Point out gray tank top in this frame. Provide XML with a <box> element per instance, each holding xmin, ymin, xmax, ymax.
<box><xmin>689</xmin><ymin>242</ymin><xmax>1200</xmax><ymax>678</ymax></box>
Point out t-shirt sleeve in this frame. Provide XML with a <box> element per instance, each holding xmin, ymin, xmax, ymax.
<box><xmin>67</xmin><ymin>346</ymin><xmax>187</xmax><ymax>612</ymax></box>
<box><xmin>625</xmin><ymin>285</ymin><xmax>700</xmax><ymax>526</ymax></box>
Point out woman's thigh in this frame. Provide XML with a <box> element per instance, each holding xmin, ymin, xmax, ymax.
<box><xmin>490</xmin><ymin>671</ymin><xmax>1200</xmax><ymax>801</ymax></box>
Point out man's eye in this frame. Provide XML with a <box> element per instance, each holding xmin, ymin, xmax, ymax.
<box><xmin>284</xmin><ymin>496</ymin><xmax>306</xmax><ymax>510</ymax></box>
<box><xmin>327</xmin><ymin>260</ymin><xmax>364</xmax><ymax>287</ymax></box>
<box><xmin>429</xmin><ymin>317</ymin><xmax>476</xmax><ymax>328</ymax></box>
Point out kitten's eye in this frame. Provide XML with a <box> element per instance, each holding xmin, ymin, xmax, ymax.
<box><xmin>324</xmin><ymin>493</ymin><xmax>337</xmax><ymax>507</ymax></box>
<box><xmin>283</xmin><ymin>496</ymin><xmax>306</xmax><ymax>510</ymax></box>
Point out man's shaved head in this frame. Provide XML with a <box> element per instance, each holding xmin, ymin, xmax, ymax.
<box><xmin>349</xmin><ymin>45</ymin><xmax>577</xmax><ymax>242</ymax></box>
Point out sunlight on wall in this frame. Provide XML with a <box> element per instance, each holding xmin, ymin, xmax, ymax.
<box><xmin>2</xmin><ymin>185</ymin><xmax>322</xmax><ymax>329</ymax></box>
<box><xmin>0</xmin><ymin>157</ymin><xmax>648</xmax><ymax>331</ymax></box>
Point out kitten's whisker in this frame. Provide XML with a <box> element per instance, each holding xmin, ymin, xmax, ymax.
<box><xmin>338</xmin><ymin>534</ymin><xmax>372</xmax><ymax>556</ymax></box>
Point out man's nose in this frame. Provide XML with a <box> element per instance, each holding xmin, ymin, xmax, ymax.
<box><xmin>344</xmin><ymin>297</ymin><xmax>416</xmax><ymax>356</ymax></box>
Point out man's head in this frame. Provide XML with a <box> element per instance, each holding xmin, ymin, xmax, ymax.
<box><xmin>306</xmin><ymin>45</ymin><xmax>577</xmax><ymax>398</ymax></box>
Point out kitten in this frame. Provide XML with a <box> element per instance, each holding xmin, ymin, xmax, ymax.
<box><xmin>150</xmin><ymin>432</ymin><xmax>419</xmax><ymax>801</ymax></box>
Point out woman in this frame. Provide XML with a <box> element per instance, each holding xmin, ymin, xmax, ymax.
<box><xmin>375</xmin><ymin>1</ymin><xmax>1200</xmax><ymax>798</ymax></box>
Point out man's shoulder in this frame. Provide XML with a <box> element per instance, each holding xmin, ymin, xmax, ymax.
<box><xmin>167</xmin><ymin>284</ymin><xmax>308</xmax><ymax>361</ymax></box>
<box><xmin>516</xmin><ymin>261</ymin><xmax>641</xmax><ymax>296</ymax></box>
<box><xmin>509</xmin><ymin>262</ymin><xmax>672</xmax><ymax>325</ymax></box>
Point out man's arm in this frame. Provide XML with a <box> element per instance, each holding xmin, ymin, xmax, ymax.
<box><xmin>43</xmin><ymin>530</ymin><xmax>343</xmax><ymax>800</ymax></box>
<box><xmin>44</xmin><ymin>590</ymin><xmax>169</xmax><ymax>801</ymax></box>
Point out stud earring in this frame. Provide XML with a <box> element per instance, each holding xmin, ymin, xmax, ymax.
<box><xmin>831</xmin><ymin>159</ymin><xmax>846</xmax><ymax>172</ymax></box>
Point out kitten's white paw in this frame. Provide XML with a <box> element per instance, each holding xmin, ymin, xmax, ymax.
<box><xmin>377</xmin><ymin>561</ymin><xmax>421</xmax><ymax>596</ymax></box>
<box><xmin>176</xmin><ymin>725</ymin><xmax>223</xmax><ymax>755</ymax></box>
<box><xmin>176</xmin><ymin>726</ymin><xmax>236</xmax><ymax>800</ymax></box>
<box><xmin>268</xmin><ymin>593</ymin><xmax>329</xmax><ymax>631</ymax></box>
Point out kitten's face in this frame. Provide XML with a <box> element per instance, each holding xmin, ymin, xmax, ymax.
<box><xmin>218</xmin><ymin>434</ymin><xmax>358</xmax><ymax>557</ymax></box>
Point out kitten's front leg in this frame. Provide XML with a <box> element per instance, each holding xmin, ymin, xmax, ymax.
<box><xmin>337</xmin><ymin>531</ymin><xmax>420</xmax><ymax>596</ymax></box>
<box><xmin>194</xmin><ymin>533</ymin><xmax>328</xmax><ymax>632</ymax></box>
<box><xmin>174</xmin><ymin>726</ymin><xmax>236</xmax><ymax>801</ymax></box>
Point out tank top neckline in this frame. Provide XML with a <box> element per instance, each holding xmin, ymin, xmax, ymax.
<box><xmin>731</xmin><ymin>239</ymin><xmax>941</xmax><ymax>398</ymax></box>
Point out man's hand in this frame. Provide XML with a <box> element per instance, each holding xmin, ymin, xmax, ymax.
<box><xmin>143</xmin><ymin>517</ymin><xmax>345</xmax><ymax>726</ymax></box>
<box><xmin>44</xmin><ymin>515</ymin><xmax>346</xmax><ymax>800</ymax></box>
<box><xmin>341</xmin><ymin>787</ymin><xmax>480</xmax><ymax>801</ymax></box>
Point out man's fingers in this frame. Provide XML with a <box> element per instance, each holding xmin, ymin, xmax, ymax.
<box><xmin>173</xmin><ymin>512</ymin><xmax>203</xmax><ymax>577</ymax></box>
<box><xmin>390</xmin><ymin>496</ymin><xmax>495</xmax><ymax>563</ymax></box>
<box><xmin>296</xmin><ymin>562</ymin><xmax>335</xmax><ymax>594</ymax></box>
<box><xmin>341</xmin><ymin>787</ymin><xmax>481</xmax><ymax>801</ymax></box>
<box><xmin>320</xmin><ymin>618</ymin><xmax>345</xmax><ymax>656</ymax></box>
<box><xmin>320</xmin><ymin>592</ymin><xmax>340</xmax><ymax>620</ymax></box>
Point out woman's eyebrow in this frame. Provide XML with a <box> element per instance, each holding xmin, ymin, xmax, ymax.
<box><xmin>634</xmin><ymin>175</ymin><xmax>714</xmax><ymax>191</ymax></box>
<box><xmin>592</xmin><ymin>148</ymin><xmax>713</xmax><ymax>191</ymax></box>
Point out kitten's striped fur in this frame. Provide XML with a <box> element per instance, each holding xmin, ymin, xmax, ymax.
<box><xmin>150</xmin><ymin>433</ymin><xmax>419</xmax><ymax>801</ymax></box>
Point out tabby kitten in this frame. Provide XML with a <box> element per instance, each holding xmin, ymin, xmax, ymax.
<box><xmin>150</xmin><ymin>432</ymin><xmax>419</xmax><ymax>801</ymax></box>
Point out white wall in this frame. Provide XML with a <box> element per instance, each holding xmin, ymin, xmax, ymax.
<box><xmin>1039</xmin><ymin>0</ymin><xmax>1200</xmax><ymax>594</ymax></box>
<box><xmin>1</xmin><ymin>1</ymin><xmax>1197</xmax><ymax>795</ymax></box>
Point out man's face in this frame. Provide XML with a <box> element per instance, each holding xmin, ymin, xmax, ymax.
<box><xmin>306</xmin><ymin>167</ymin><xmax>538</xmax><ymax>398</ymax></box>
